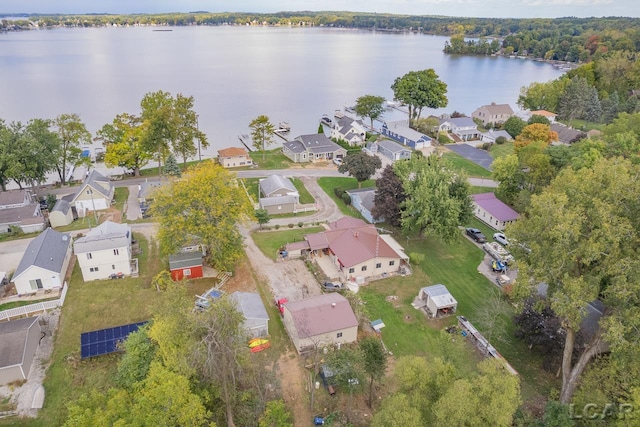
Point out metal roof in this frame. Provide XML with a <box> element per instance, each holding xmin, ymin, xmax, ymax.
<box><xmin>472</xmin><ymin>193</ymin><xmax>520</xmax><ymax>222</ymax></box>
<box><xmin>284</xmin><ymin>293</ymin><xmax>357</xmax><ymax>338</ymax></box>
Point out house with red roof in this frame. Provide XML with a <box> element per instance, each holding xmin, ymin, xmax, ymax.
<box><xmin>471</xmin><ymin>193</ymin><xmax>520</xmax><ymax>231</ymax></box>
<box><xmin>285</xmin><ymin>217</ymin><xmax>409</xmax><ymax>282</ymax></box>
<box><xmin>217</xmin><ymin>147</ymin><xmax>253</xmax><ymax>168</ymax></box>
<box><xmin>282</xmin><ymin>293</ymin><xmax>358</xmax><ymax>353</ymax></box>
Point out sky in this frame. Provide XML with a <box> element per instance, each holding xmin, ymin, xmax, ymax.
<box><xmin>2</xmin><ymin>0</ymin><xmax>639</xmax><ymax>19</ymax></box>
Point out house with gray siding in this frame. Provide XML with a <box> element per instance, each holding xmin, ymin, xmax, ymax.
<box><xmin>331</xmin><ymin>115</ymin><xmax>367</xmax><ymax>146</ymax></box>
<box><xmin>381</xmin><ymin>120</ymin><xmax>432</xmax><ymax>149</ymax></box>
<box><xmin>258</xmin><ymin>175</ymin><xmax>299</xmax><ymax>214</ymax></box>
<box><xmin>0</xmin><ymin>317</ymin><xmax>41</xmax><ymax>385</ymax></box>
<box><xmin>0</xmin><ymin>204</ymin><xmax>45</xmax><ymax>234</ymax></box>
<box><xmin>370</xmin><ymin>139</ymin><xmax>412</xmax><ymax>161</ymax></box>
<box><xmin>282</xmin><ymin>134</ymin><xmax>347</xmax><ymax>163</ymax></box>
<box><xmin>439</xmin><ymin>117</ymin><xmax>481</xmax><ymax>142</ymax></box>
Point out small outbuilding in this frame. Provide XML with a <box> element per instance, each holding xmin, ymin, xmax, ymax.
<box><xmin>415</xmin><ymin>284</ymin><xmax>458</xmax><ymax>318</ymax></box>
<box><xmin>169</xmin><ymin>251</ymin><xmax>204</xmax><ymax>281</ymax></box>
<box><xmin>48</xmin><ymin>195</ymin><xmax>76</xmax><ymax>228</ymax></box>
<box><xmin>230</xmin><ymin>291</ymin><xmax>270</xmax><ymax>338</ymax></box>
<box><xmin>471</xmin><ymin>192</ymin><xmax>520</xmax><ymax>231</ymax></box>
<box><xmin>0</xmin><ymin>316</ymin><xmax>41</xmax><ymax>385</ymax></box>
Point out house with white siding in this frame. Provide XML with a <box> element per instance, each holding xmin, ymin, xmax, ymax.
<box><xmin>471</xmin><ymin>193</ymin><xmax>520</xmax><ymax>231</ymax></box>
<box><xmin>11</xmin><ymin>228</ymin><xmax>72</xmax><ymax>294</ymax></box>
<box><xmin>472</xmin><ymin>103</ymin><xmax>514</xmax><ymax>126</ymax></box>
<box><xmin>74</xmin><ymin>221</ymin><xmax>134</xmax><ymax>281</ymax></box>
<box><xmin>70</xmin><ymin>170</ymin><xmax>114</xmax><ymax>217</ymax></box>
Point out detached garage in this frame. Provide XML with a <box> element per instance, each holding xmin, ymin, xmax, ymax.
<box><xmin>0</xmin><ymin>316</ymin><xmax>41</xmax><ymax>385</ymax></box>
<box><xmin>169</xmin><ymin>252</ymin><xmax>204</xmax><ymax>281</ymax></box>
<box><xmin>415</xmin><ymin>284</ymin><xmax>458</xmax><ymax>318</ymax></box>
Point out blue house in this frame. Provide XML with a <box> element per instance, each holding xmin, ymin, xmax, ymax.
<box><xmin>381</xmin><ymin>120</ymin><xmax>432</xmax><ymax>150</ymax></box>
<box><xmin>346</xmin><ymin>188</ymin><xmax>382</xmax><ymax>224</ymax></box>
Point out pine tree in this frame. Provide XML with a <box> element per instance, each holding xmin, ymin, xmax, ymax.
<box><xmin>163</xmin><ymin>153</ymin><xmax>181</xmax><ymax>177</ymax></box>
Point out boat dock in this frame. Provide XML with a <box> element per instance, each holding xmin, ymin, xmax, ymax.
<box><xmin>238</xmin><ymin>134</ymin><xmax>255</xmax><ymax>151</ymax></box>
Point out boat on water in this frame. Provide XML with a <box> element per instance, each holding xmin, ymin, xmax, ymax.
<box><xmin>320</xmin><ymin>115</ymin><xmax>332</xmax><ymax>126</ymax></box>
<box><xmin>277</xmin><ymin>121</ymin><xmax>290</xmax><ymax>132</ymax></box>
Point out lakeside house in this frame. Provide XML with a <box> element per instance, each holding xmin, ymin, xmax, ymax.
<box><xmin>282</xmin><ymin>134</ymin><xmax>346</xmax><ymax>163</ymax></box>
<box><xmin>70</xmin><ymin>170</ymin><xmax>115</xmax><ymax>217</ymax></box>
<box><xmin>472</xmin><ymin>103</ymin><xmax>514</xmax><ymax>126</ymax></box>
<box><xmin>217</xmin><ymin>147</ymin><xmax>253</xmax><ymax>168</ymax></box>
<box><xmin>331</xmin><ymin>115</ymin><xmax>367</xmax><ymax>146</ymax></box>
<box><xmin>74</xmin><ymin>221</ymin><xmax>135</xmax><ymax>281</ymax></box>
<box><xmin>258</xmin><ymin>175</ymin><xmax>299</xmax><ymax>214</ymax></box>
<box><xmin>438</xmin><ymin>117</ymin><xmax>481</xmax><ymax>142</ymax></box>
<box><xmin>381</xmin><ymin>120</ymin><xmax>432</xmax><ymax>150</ymax></box>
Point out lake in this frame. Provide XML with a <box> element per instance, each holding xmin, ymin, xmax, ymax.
<box><xmin>0</xmin><ymin>26</ymin><xmax>564</xmax><ymax>158</ymax></box>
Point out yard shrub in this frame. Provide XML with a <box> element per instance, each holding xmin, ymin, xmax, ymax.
<box><xmin>495</xmin><ymin>136</ymin><xmax>507</xmax><ymax>145</ymax></box>
<box><xmin>288</xmin><ymin>223</ymin><xmax>294</xmax><ymax>228</ymax></box>
<box><xmin>297</xmin><ymin>222</ymin><xmax>304</xmax><ymax>228</ymax></box>
<box><xmin>481</xmin><ymin>142</ymin><xmax>492</xmax><ymax>150</ymax></box>
<box><xmin>334</xmin><ymin>186</ymin><xmax>344</xmax><ymax>198</ymax></box>
<box><xmin>438</xmin><ymin>133</ymin><xmax>451</xmax><ymax>144</ymax></box>
<box><xmin>275</xmin><ymin>224</ymin><xmax>280</xmax><ymax>230</ymax></box>
<box><xmin>341</xmin><ymin>193</ymin><xmax>351</xmax><ymax>205</ymax></box>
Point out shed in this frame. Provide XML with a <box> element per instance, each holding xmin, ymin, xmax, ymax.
<box><xmin>169</xmin><ymin>251</ymin><xmax>204</xmax><ymax>281</ymax></box>
<box><xmin>418</xmin><ymin>284</ymin><xmax>458</xmax><ymax>318</ymax></box>
<box><xmin>0</xmin><ymin>316</ymin><xmax>41</xmax><ymax>385</ymax></box>
<box><xmin>230</xmin><ymin>291</ymin><xmax>270</xmax><ymax>338</ymax></box>
<box><xmin>48</xmin><ymin>196</ymin><xmax>75</xmax><ymax>228</ymax></box>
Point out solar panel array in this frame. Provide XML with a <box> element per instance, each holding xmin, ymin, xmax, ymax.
<box><xmin>80</xmin><ymin>321</ymin><xmax>148</xmax><ymax>359</ymax></box>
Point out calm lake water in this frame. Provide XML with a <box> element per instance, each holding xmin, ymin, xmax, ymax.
<box><xmin>0</xmin><ymin>26</ymin><xmax>564</xmax><ymax>157</ymax></box>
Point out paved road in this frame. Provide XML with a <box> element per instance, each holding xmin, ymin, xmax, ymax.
<box><xmin>446</xmin><ymin>143</ymin><xmax>495</xmax><ymax>170</ymax></box>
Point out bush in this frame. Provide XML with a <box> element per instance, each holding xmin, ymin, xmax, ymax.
<box><xmin>275</xmin><ymin>224</ymin><xmax>280</xmax><ymax>230</ymax></box>
<box><xmin>288</xmin><ymin>223</ymin><xmax>294</xmax><ymax>228</ymax></box>
<box><xmin>297</xmin><ymin>222</ymin><xmax>304</xmax><ymax>228</ymax></box>
<box><xmin>481</xmin><ymin>142</ymin><xmax>492</xmax><ymax>150</ymax></box>
<box><xmin>341</xmin><ymin>192</ymin><xmax>351</xmax><ymax>205</ymax></box>
<box><xmin>334</xmin><ymin>186</ymin><xmax>344</xmax><ymax>198</ymax></box>
<box><xmin>438</xmin><ymin>133</ymin><xmax>451</xmax><ymax>144</ymax></box>
<box><xmin>495</xmin><ymin>136</ymin><xmax>507</xmax><ymax>145</ymax></box>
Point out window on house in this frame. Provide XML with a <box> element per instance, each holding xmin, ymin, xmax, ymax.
<box><xmin>86</xmin><ymin>253</ymin><xmax>92</xmax><ymax>259</ymax></box>
<box><xmin>87</xmin><ymin>189</ymin><xmax>93</xmax><ymax>195</ymax></box>
<box><xmin>113</xmin><ymin>249</ymin><xmax>119</xmax><ymax>256</ymax></box>
<box><xmin>184</xmin><ymin>268</ymin><xmax>191</xmax><ymax>276</ymax></box>
<box><xmin>376</xmin><ymin>263</ymin><xmax>382</xmax><ymax>269</ymax></box>
<box><xmin>29</xmin><ymin>279</ymin><xmax>43</xmax><ymax>290</ymax></box>
<box><xmin>337</xmin><ymin>332</ymin><xmax>343</xmax><ymax>338</ymax></box>
<box><xmin>361</xmin><ymin>266</ymin><xmax>367</xmax><ymax>272</ymax></box>
<box><xmin>90</xmin><ymin>267</ymin><xmax>99</xmax><ymax>272</ymax></box>
<box><xmin>389</xmin><ymin>261</ymin><xmax>395</xmax><ymax>266</ymax></box>
<box><xmin>348</xmin><ymin>268</ymin><xmax>355</xmax><ymax>274</ymax></box>
<box><xmin>112</xmin><ymin>265</ymin><xmax>116</xmax><ymax>270</ymax></box>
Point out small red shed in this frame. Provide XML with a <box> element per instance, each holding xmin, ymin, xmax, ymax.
<box><xmin>169</xmin><ymin>252</ymin><xmax>204</xmax><ymax>281</ymax></box>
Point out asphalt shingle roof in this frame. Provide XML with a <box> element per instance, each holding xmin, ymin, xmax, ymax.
<box><xmin>13</xmin><ymin>228</ymin><xmax>71</xmax><ymax>279</ymax></box>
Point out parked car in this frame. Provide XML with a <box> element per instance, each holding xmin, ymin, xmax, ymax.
<box><xmin>465</xmin><ymin>228</ymin><xmax>487</xmax><ymax>243</ymax></box>
<box><xmin>333</xmin><ymin>158</ymin><xmax>343</xmax><ymax>166</ymax></box>
<box><xmin>493</xmin><ymin>232</ymin><xmax>509</xmax><ymax>246</ymax></box>
<box><xmin>322</xmin><ymin>281</ymin><xmax>344</xmax><ymax>291</ymax></box>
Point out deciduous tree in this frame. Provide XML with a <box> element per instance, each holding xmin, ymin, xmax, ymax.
<box><xmin>514</xmin><ymin>123</ymin><xmax>557</xmax><ymax>153</ymax></box>
<box><xmin>254</xmin><ymin>208</ymin><xmax>270</xmax><ymax>230</ymax></box>
<box><xmin>151</xmin><ymin>161</ymin><xmax>253</xmax><ymax>273</ymax></box>
<box><xmin>171</xmin><ymin>94</ymin><xmax>208</xmax><ymax>166</ymax></box>
<box><xmin>250</xmin><ymin>115</ymin><xmax>275</xmax><ymax>160</ymax></box>
<box><xmin>503</xmin><ymin>115</ymin><xmax>527</xmax><ymax>138</ymax></box>
<box><xmin>506</xmin><ymin>157</ymin><xmax>640</xmax><ymax>403</ymax></box>
<box><xmin>354</xmin><ymin>95</ymin><xmax>385</xmax><ymax>130</ymax></box>
<box><xmin>372</xmin><ymin>164</ymin><xmax>405</xmax><ymax>227</ymax></box>
<box><xmin>259</xmin><ymin>400</ymin><xmax>293</xmax><ymax>427</ymax></box>
<box><xmin>360</xmin><ymin>337</ymin><xmax>388</xmax><ymax>409</ymax></box>
<box><xmin>53</xmin><ymin>113</ymin><xmax>92</xmax><ymax>185</ymax></box>
<box><xmin>338</xmin><ymin>151</ymin><xmax>381</xmax><ymax>188</ymax></box>
<box><xmin>394</xmin><ymin>154</ymin><xmax>472</xmax><ymax>242</ymax></box>
<box><xmin>96</xmin><ymin>113</ymin><xmax>152</xmax><ymax>177</ymax></box>
<box><xmin>391</xmin><ymin>69</ymin><xmax>448</xmax><ymax>125</ymax></box>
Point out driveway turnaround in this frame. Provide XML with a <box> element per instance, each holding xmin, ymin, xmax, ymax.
<box><xmin>446</xmin><ymin>144</ymin><xmax>494</xmax><ymax>170</ymax></box>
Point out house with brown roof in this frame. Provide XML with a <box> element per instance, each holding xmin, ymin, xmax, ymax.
<box><xmin>528</xmin><ymin>110</ymin><xmax>557</xmax><ymax>123</ymax></box>
<box><xmin>285</xmin><ymin>217</ymin><xmax>409</xmax><ymax>282</ymax></box>
<box><xmin>282</xmin><ymin>293</ymin><xmax>358</xmax><ymax>353</ymax></box>
<box><xmin>217</xmin><ymin>147</ymin><xmax>253</xmax><ymax>168</ymax></box>
<box><xmin>0</xmin><ymin>189</ymin><xmax>35</xmax><ymax>210</ymax></box>
<box><xmin>550</xmin><ymin>123</ymin><xmax>587</xmax><ymax>145</ymax></box>
<box><xmin>472</xmin><ymin>193</ymin><xmax>519</xmax><ymax>231</ymax></box>
<box><xmin>472</xmin><ymin>103</ymin><xmax>514</xmax><ymax>126</ymax></box>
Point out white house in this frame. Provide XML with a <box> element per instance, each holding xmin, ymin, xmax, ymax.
<box><xmin>471</xmin><ymin>193</ymin><xmax>520</xmax><ymax>231</ymax></box>
<box><xmin>472</xmin><ymin>103</ymin><xmax>514</xmax><ymax>126</ymax></box>
<box><xmin>439</xmin><ymin>117</ymin><xmax>481</xmax><ymax>142</ymax></box>
<box><xmin>282</xmin><ymin>293</ymin><xmax>358</xmax><ymax>353</ymax></box>
<box><xmin>71</xmin><ymin>170</ymin><xmax>115</xmax><ymax>216</ymax></box>
<box><xmin>12</xmin><ymin>228</ymin><xmax>72</xmax><ymax>294</ymax></box>
<box><xmin>346</xmin><ymin>188</ymin><xmax>381</xmax><ymax>224</ymax></box>
<box><xmin>331</xmin><ymin>115</ymin><xmax>367</xmax><ymax>146</ymax></box>
<box><xmin>416</xmin><ymin>284</ymin><xmax>458</xmax><ymax>318</ymax></box>
<box><xmin>74</xmin><ymin>221</ymin><xmax>133</xmax><ymax>281</ymax></box>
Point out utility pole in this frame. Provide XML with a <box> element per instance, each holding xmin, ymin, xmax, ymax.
<box><xmin>197</xmin><ymin>114</ymin><xmax>201</xmax><ymax>162</ymax></box>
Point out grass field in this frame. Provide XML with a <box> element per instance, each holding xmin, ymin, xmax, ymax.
<box><xmin>489</xmin><ymin>142</ymin><xmax>514</xmax><ymax>159</ymax></box>
<box><xmin>250</xmin><ymin>148</ymin><xmax>294</xmax><ymax>170</ymax></box>
<box><xmin>251</xmin><ymin>227</ymin><xmax>324</xmax><ymax>260</ymax></box>
<box><xmin>441</xmin><ymin>151</ymin><xmax>493</xmax><ymax>178</ymax></box>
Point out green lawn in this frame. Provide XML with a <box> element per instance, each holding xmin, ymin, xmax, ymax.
<box><xmin>291</xmin><ymin>178</ymin><xmax>315</xmax><ymax>204</ymax></box>
<box><xmin>317</xmin><ymin>177</ymin><xmax>375</xmax><ymax>217</ymax></box>
<box><xmin>441</xmin><ymin>151</ymin><xmax>493</xmax><ymax>178</ymax></box>
<box><xmin>251</xmin><ymin>227</ymin><xmax>324</xmax><ymax>260</ymax></box>
<box><xmin>489</xmin><ymin>141</ymin><xmax>514</xmax><ymax>159</ymax></box>
<box><xmin>470</xmin><ymin>186</ymin><xmax>498</xmax><ymax>195</ymax></box>
<box><xmin>241</xmin><ymin>177</ymin><xmax>315</xmax><ymax>206</ymax></box>
<box><xmin>249</xmin><ymin>148</ymin><xmax>294</xmax><ymax>170</ymax></box>
<box><xmin>0</xmin><ymin>296</ymin><xmax>59</xmax><ymax>312</ymax></box>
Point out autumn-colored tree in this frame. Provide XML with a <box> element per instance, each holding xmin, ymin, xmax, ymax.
<box><xmin>514</xmin><ymin>123</ymin><xmax>558</xmax><ymax>153</ymax></box>
<box><xmin>151</xmin><ymin>161</ymin><xmax>253</xmax><ymax>272</ymax></box>
<box><xmin>96</xmin><ymin>113</ymin><xmax>152</xmax><ymax>177</ymax></box>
